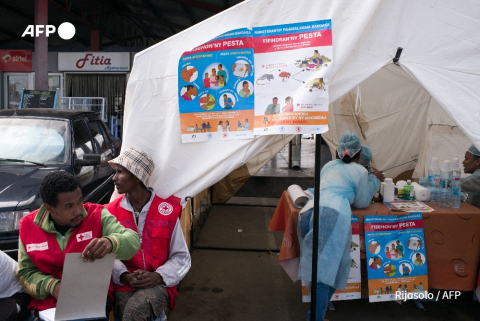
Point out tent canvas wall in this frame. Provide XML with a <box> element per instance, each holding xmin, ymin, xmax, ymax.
<box><xmin>119</xmin><ymin>0</ymin><xmax>480</xmax><ymax>203</ymax></box>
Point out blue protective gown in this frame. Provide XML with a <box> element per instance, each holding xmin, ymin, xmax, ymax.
<box><xmin>298</xmin><ymin>159</ymin><xmax>380</xmax><ymax>290</ymax></box>
<box><xmin>461</xmin><ymin>169</ymin><xmax>480</xmax><ymax>209</ymax></box>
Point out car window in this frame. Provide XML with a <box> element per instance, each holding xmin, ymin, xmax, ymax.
<box><xmin>87</xmin><ymin>120</ymin><xmax>111</xmax><ymax>154</ymax></box>
<box><xmin>0</xmin><ymin>118</ymin><xmax>67</xmax><ymax>164</ymax></box>
<box><xmin>72</xmin><ymin>119</ymin><xmax>94</xmax><ymax>160</ymax></box>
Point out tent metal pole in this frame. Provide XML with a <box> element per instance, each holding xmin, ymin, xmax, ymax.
<box><xmin>311</xmin><ymin>134</ymin><xmax>322</xmax><ymax>320</ymax></box>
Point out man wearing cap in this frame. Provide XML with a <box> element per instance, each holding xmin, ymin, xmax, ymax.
<box><xmin>106</xmin><ymin>148</ymin><xmax>191</xmax><ymax>321</ymax></box>
<box><xmin>461</xmin><ymin>144</ymin><xmax>480</xmax><ymax>208</ymax></box>
<box><xmin>16</xmin><ymin>171</ymin><xmax>140</xmax><ymax>315</ymax></box>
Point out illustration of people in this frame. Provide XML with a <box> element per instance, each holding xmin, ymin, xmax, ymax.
<box><xmin>207</xmin><ymin>122</ymin><xmax>211</xmax><ymax>132</ymax></box>
<box><xmin>414</xmin><ymin>253</ymin><xmax>424</xmax><ymax>266</ymax></box>
<box><xmin>390</xmin><ymin>243</ymin><xmax>397</xmax><ymax>258</ymax></box>
<box><xmin>219</xmin><ymin>75</ymin><xmax>226</xmax><ymax>87</ymax></box>
<box><xmin>265</xmin><ymin>97</ymin><xmax>280</xmax><ymax>115</ymax></box>
<box><xmin>397</xmin><ymin>285</ymin><xmax>402</xmax><ymax>293</ymax></box>
<box><xmin>396</xmin><ymin>240</ymin><xmax>404</xmax><ymax>258</ymax></box>
<box><xmin>237</xmin><ymin>120</ymin><xmax>243</xmax><ymax>129</ymax></box>
<box><xmin>239</xmin><ymin>81</ymin><xmax>251</xmax><ymax>98</ymax></box>
<box><xmin>203</xmin><ymin>73</ymin><xmax>210</xmax><ymax>88</ymax></box>
<box><xmin>214</xmin><ymin>75</ymin><xmax>219</xmax><ymax>87</ymax></box>
<box><xmin>282</xmin><ymin>96</ymin><xmax>294</xmax><ymax>112</ymax></box>
<box><xmin>195</xmin><ymin>124</ymin><xmax>199</xmax><ymax>132</ymax></box>
<box><xmin>419</xmin><ymin>282</ymin><xmax>423</xmax><ymax>291</ymax></box>
<box><xmin>201</xmin><ymin>121</ymin><xmax>207</xmax><ymax>133</ymax></box>
<box><xmin>263</xmin><ymin>116</ymin><xmax>270</xmax><ymax>125</ymax></box>
<box><xmin>385</xmin><ymin>246</ymin><xmax>391</xmax><ymax>259</ymax></box>
<box><xmin>181</xmin><ymin>85</ymin><xmax>197</xmax><ymax>101</ymax></box>
<box><xmin>244</xmin><ymin>119</ymin><xmax>249</xmax><ymax>131</ymax></box>
<box><xmin>402</xmin><ymin>264</ymin><xmax>411</xmax><ymax>275</ymax></box>
<box><xmin>368</xmin><ymin>241</ymin><xmax>380</xmax><ymax>255</ymax></box>
<box><xmin>225</xmin><ymin>120</ymin><xmax>230</xmax><ymax>131</ymax></box>
<box><xmin>217</xmin><ymin>121</ymin><xmax>223</xmax><ymax>132</ymax></box>
<box><xmin>308</xmin><ymin>49</ymin><xmax>323</xmax><ymax>68</ymax></box>
<box><xmin>380</xmin><ymin>287</ymin><xmax>383</xmax><ymax>294</ymax></box>
<box><xmin>403</xmin><ymin>284</ymin><xmax>408</xmax><ymax>291</ymax></box>
<box><xmin>181</xmin><ymin>66</ymin><xmax>197</xmax><ymax>82</ymax></box>
<box><xmin>210</xmin><ymin>68</ymin><xmax>217</xmax><ymax>86</ymax></box>
<box><xmin>369</xmin><ymin>256</ymin><xmax>381</xmax><ymax>269</ymax></box>
<box><xmin>223</xmin><ymin>94</ymin><xmax>234</xmax><ymax>109</ymax></box>
<box><xmin>218</xmin><ymin>64</ymin><xmax>227</xmax><ymax>85</ymax></box>
<box><xmin>413</xmin><ymin>284</ymin><xmax>418</xmax><ymax>291</ymax></box>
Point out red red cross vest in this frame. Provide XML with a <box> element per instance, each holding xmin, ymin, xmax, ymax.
<box><xmin>19</xmin><ymin>203</ymin><xmax>114</xmax><ymax>312</ymax></box>
<box><xmin>105</xmin><ymin>194</ymin><xmax>181</xmax><ymax>311</ymax></box>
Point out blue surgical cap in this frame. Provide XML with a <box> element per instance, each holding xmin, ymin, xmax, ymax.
<box><xmin>337</xmin><ymin>131</ymin><xmax>361</xmax><ymax>159</ymax></box>
<box><xmin>468</xmin><ymin>144</ymin><xmax>480</xmax><ymax>157</ymax></box>
<box><xmin>359</xmin><ymin>144</ymin><xmax>372</xmax><ymax>167</ymax></box>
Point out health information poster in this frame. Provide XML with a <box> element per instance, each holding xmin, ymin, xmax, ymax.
<box><xmin>302</xmin><ymin>216</ymin><xmax>361</xmax><ymax>302</ymax></box>
<box><xmin>252</xmin><ymin>20</ymin><xmax>332</xmax><ymax>135</ymax></box>
<box><xmin>365</xmin><ymin>213</ymin><xmax>428</xmax><ymax>302</ymax></box>
<box><xmin>178</xmin><ymin>28</ymin><xmax>255</xmax><ymax>142</ymax></box>
<box><xmin>331</xmin><ymin>215</ymin><xmax>361</xmax><ymax>301</ymax></box>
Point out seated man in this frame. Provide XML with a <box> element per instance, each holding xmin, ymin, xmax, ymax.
<box><xmin>106</xmin><ymin>148</ymin><xmax>191</xmax><ymax>321</ymax></box>
<box><xmin>16</xmin><ymin>171</ymin><xmax>140</xmax><ymax>315</ymax></box>
<box><xmin>0</xmin><ymin>251</ymin><xmax>30</xmax><ymax>321</ymax></box>
<box><xmin>462</xmin><ymin>144</ymin><xmax>480</xmax><ymax>208</ymax></box>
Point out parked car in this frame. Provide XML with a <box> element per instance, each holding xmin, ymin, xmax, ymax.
<box><xmin>0</xmin><ymin>108</ymin><xmax>121</xmax><ymax>258</ymax></box>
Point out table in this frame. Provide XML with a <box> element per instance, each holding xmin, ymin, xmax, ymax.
<box><xmin>270</xmin><ymin>191</ymin><xmax>480</xmax><ymax>291</ymax></box>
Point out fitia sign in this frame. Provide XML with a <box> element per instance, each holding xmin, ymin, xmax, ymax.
<box><xmin>58</xmin><ymin>52</ymin><xmax>130</xmax><ymax>71</ymax></box>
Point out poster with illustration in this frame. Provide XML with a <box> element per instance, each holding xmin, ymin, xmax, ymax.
<box><xmin>365</xmin><ymin>213</ymin><xmax>428</xmax><ymax>302</ymax></box>
<box><xmin>178</xmin><ymin>28</ymin><xmax>255</xmax><ymax>142</ymax></box>
<box><xmin>302</xmin><ymin>216</ymin><xmax>361</xmax><ymax>302</ymax></box>
<box><xmin>331</xmin><ymin>216</ymin><xmax>361</xmax><ymax>301</ymax></box>
<box><xmin>252</xmin><ymin>20</ymin><xmax>332</xmax><ymax>135</ymax></box>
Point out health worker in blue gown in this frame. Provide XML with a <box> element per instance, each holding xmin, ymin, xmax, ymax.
<box><xmin>298</xmin><ymin>131</ymin><xmax>384</xmax><ymax>321</ymax></box>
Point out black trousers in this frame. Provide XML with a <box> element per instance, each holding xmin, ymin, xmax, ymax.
<box><xmin>0</xmin><ymin>292</ymin><xmax>31</xmax><ymax>321</ymax></box>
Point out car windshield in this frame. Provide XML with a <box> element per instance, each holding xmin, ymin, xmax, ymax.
<box><xmin>0</xmin><ymin>118</ymin><xmax>68</xmax><ymax>165</ymax></box>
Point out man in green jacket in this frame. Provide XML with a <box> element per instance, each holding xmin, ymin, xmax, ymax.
<box><xmin>16</xmin><ymin>171</ymin><xmax>140</xmax><ymax>313</ymax></box>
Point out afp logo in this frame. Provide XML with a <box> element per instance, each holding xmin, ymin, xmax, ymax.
<box><xmin>22</xmin><ymin>22</ymin><xmax>76</xmax><ymax>40</ymax></box>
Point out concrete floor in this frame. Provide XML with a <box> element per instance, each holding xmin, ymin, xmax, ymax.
<box><xmin>169</xmin><ymin>137</ymin><xmax>480</xmax><ymax>321</ymax></box>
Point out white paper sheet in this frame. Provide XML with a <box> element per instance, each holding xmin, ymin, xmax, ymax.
<box><xmin>53</xmin><ymin>253</ymin><xmax>116</xmax><ymax>321</ymax></box>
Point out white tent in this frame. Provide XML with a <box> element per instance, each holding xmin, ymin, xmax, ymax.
<box><xmin>121</xmin><ymin>0</ymin><xmax>480</xmax><ymax>202</ymax></box>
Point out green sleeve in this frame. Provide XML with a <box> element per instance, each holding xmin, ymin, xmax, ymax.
<box><xmin>16</xmin><ymin>239</ymin><xmax>60</xmax><ymax>300</ymax></box>
<box><xmin>100</xmin><ymin>208</ymin><xmax>140</xmax><ymax>260</ymax></box>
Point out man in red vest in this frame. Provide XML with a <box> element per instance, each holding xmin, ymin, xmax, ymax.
<box><xmin>16</xmin><ymin>171</ymin><xmax>140</xmax><ymax>315</ymax></box>
<box><xmin>106</xmin><ymin>148</ymin><xmax>191</xmax><ymax>321</ymax></box>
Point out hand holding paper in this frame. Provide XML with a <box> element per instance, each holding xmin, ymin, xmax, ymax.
<box><xmin>82</xmin><ymin>237</ymin><xmax>112</xmax><ymax>262</ymax></box>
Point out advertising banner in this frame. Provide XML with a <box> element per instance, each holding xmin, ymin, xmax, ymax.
<box><xmin>365</xmin><ymin>213</ymin><xmax>428</xmax><ymax>302</ymax></box>
<box><xmin>0</xmin><ymin>50</ymin><xmax>32</xmax><ymax>71</ymax></box>
<box><xmin>178</xmin><ymin>28</ymin><xmax>255</xmax><ymax>142</ymax></box>
<box><xmin>252</xmin><ymin>20</ymin><xmax>332</xmax><ymax>135</ymax></box>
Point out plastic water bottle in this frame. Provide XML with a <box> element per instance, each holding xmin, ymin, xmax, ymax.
<box><xmin>439</xmin><ymin>160</ymin><xmax>452</xmax><ymax>208</ymax></box>
<box><xmin>451</xmin><ymin>158</ymin><xmax>461</xmax><ymax>208</ymax></box>
<box><xmin>428</xmin><ymin>157</ymin><xmax>440</xmax><ymax>202</ymax></box>
<box><xmin>403</xmin><ymin>180</ymin><xmax>415</xmax><ymax>200</ymax></box>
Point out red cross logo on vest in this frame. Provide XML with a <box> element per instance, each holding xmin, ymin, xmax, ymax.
<box><xmin>158</xmin><ymin>202</ymin><xmax>173</xmax><ymax>216</ymax></box>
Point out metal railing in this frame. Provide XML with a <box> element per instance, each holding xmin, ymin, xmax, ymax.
<box><xmin>59</xmin><ymin>97</ymin><xmax>107</xmax><ymax>122</ymax></box>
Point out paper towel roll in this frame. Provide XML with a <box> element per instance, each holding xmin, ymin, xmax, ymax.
<box><xmin>287</xmin><ymin>184</ymin><xmax>309</xmax><ymax>208</ymax></box>
<box><xmin>411</xmin><ymin>182</ymin><xmax>431</xmax><ymax>201</ymax></box>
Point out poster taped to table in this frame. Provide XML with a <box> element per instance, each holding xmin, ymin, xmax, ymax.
<box><xmin>365</xmin><ymin>213</ymin><xmax>428</xmax><ymax>302</ymax></box>
<box><xmin>384</xmin><ymin>200</ymin><xmax>434</xmax><ymax>212</ymax></box>
<box><xmin>302</xmin><ymin>215</ymin><xmax>361</xmax><ymax>302</ymax></box>
<box><xmin>178</xmin><ymin>28</ymin><xmax>255</xmax><ymax>142</ymax></box>
<box><xmin>287</xmin><ymin>184</ymin><xmax>308</xmax><ymax>208</ymax></box>
<box><xmin>253</xmin><ymin>20</ymin><xmax>332</xmax><ymax>136</ymax></box>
